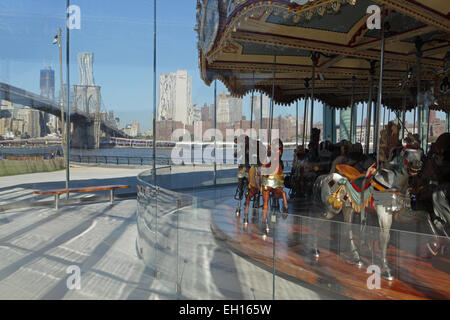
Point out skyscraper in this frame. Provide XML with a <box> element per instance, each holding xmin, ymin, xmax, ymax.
<box><xmin>217</xmin><ymin>90</ymin><xmax>242</xmax><ymax>124</ymax></box>
<box><xmin>40</xmin><ymin>67</ymin><xmax>55</xmax><ymax>99</ymax></box>
<box><xmin>323</xmin><ymin>105</ymin><xmax>336</xmax><ymax>143</ymax></box>
<box><xmin>339</xmin><ymin>107</ymin><xmax>356</xmax><ymax>142</ymax></box>
<box><xmin>40</xmin><ymin>67</ymin><xmax>55</xmax><ymax>134</ymax></box>
<box><xmin>16</xmin><ymin>107</ymin><xmax>41</xmax><ymax>138</ymax></box>
<box><xmin>158</xmin><ymin>70</ymin><xmax>192</xmax><ymax>125</ymax></box>
<box><xmin>340</xmin><ymin>107</ymin><xmax>351</xmax><ymax>141</ymax></box>
<box><xmin>251</xmin><ymin>94</ymin><xmax>269</xmax><ymax>121</ymax></box>
<box><xmin>201</xmin><ymin>104</ymin><xmax>209</xmax><ymax>121</ymax></box>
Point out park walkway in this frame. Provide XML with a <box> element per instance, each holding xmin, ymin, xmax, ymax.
<box><xmin>0</xmin><ymin>165</ymin><xmax>337</xmax><ymax>299</ymax></box>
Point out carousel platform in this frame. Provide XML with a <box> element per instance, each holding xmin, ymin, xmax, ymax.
<box><xmin>210</xmin><ymin>198</ymin><xmax>450</xmax><ymax>300</ymax></box>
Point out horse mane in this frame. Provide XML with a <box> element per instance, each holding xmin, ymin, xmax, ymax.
<box><xmin>388</xmin><ymin>146</ymin><xmax>403</xmax><ymax>163</ymax></box>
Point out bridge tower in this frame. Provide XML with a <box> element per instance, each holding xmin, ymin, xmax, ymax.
<box><xmin>72</xmin><ymin>53</ymin><xmax>102</xmax><ymax>149</ymax></box>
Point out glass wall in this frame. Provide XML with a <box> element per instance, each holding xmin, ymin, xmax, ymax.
<box><xmin>0</xmin><ymin>0</ymin><xmax>448</xmax><ymax>300</ymax></box>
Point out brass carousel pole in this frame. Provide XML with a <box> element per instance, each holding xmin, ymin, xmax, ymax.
<box><xmin>350</xmin><ymin>76</ymin><xmax>356</xmax><ymax>144</ymax></box>
<box><xmin>214</xmin><ymin>80</ymin><xmax>217</xmax><ymax>186</ymax></box>
<box><xmin>373</xmin><ymin>84</ymin><xmax>378</xmax><ymax>152</ymax></box>
<box><xmin>365</xmin><ymin>61</ymin><xmax>375</xmax><ymax>155</ymax></box>
<box><xmin>401</xmin><ymin>88</ymin><xmax>407</xmax><ymax>141</ymax></box>
<box><xmin>360</xmin><ymin>101</ymin><xmax>365</xmax><ymax>144</ymax></box>
<box><xmin>415</xmin><ymin>37</ymin><xmax>423</xmax><ymax>147</ymax></box>
<box><xmin>426</xmin><ymin>107</ymin><xmax>431</xmax><ymax>153</ymax></box>
<box><xmin>250</xmin><ymin>71</ymin><xmax>255</xmax><ymax>131</ymax></box>
<box><xmin>365</xmin><ymin>79</ymin><xmax>373</xmax><ymax>154</ymax></box>
<box><xmin>268</xmin><ymin>55</ymin><xmax>276</xmax><ymax>143</ymax></box>
<box><xmin>375</xmin><ymin>13</ymin><xmax>386</xmax><ymax>168</ymax></box>
<box><xmin>302</xmin><ymin>78</ymin><xmax>309</xmax><ymax>147</ymax></box>
<box><xmin>310</xmin><ymin>52</ymin><xmax>318</xmax><ymax>141</ymax></box>
<box><xmin>260</xmin><ymin>92</ymin><xmax>263</xmax><ymax>135</ymax></box>
<box><xmin>296</xmin><ymin>100</ymin><xmax>299</xmax><ymax>147</ymax></box>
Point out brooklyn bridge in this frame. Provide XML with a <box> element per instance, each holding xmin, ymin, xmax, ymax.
<box><xmin>0</xmin><ymin>81</ymin><xmax>128</xmax><ymax>149</ymax></box>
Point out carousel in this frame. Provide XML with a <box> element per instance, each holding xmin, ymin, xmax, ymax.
<box><xmin>196</xmin><ymin>0</ymin><xmax>450</xmax><ymax>299</ymax></box>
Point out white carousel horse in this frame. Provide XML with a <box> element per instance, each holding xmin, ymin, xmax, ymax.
<box><xmin>313</xmin><ymin>143</ymin><xmax>424</xmax><ymax>280</ymax></box>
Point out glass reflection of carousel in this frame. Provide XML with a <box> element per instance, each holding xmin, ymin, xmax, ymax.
<box><xmin>197</xmin><ymin>0</ymin><xmax>450</xmax><ymax>299</ymax></box>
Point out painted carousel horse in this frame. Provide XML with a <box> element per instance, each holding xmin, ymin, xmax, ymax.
<box><xmin>261</xmin><ymin>139</ymin><xmax>289</xmax><ymax>234</ymax></box>
<box><xmin>234</xmin><ymin>136</ymin><xmax>250</xmax><ymax>216</ymax></box>
<box><xmin>243</xmin><ymin>140</ymin><xmax>265</xmax><ymax>226</ymax></box>
<box><xmin>410</xmin><ymin>133</ymin><xmax>450</xmax><ymax>257</ymax></box>
<box><xmin>243</xmin><ymin>163</ymin><xmax>262</xmax><ymax>226</ymax></box>
<box><xmin>313</xmin><ymin>135</ymin><xmax>424</xmax><ymax>280</ymax></box>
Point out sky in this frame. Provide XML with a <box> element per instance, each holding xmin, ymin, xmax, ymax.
<box><xmin>0</xmin><ymin>0</ymin><xmax>446</xmax><ymax>132</ymax></box>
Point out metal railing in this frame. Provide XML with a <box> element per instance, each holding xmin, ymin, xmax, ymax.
<box><xmin>69</xmin><ymin>155</ymin><xmax>173</xmax><ymax>166</ymax></box>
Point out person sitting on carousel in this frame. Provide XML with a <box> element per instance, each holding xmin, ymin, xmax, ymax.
<box><xmin>288</xmin><ymin>144</ymin><xmax>308</xmax><ymax>198</ymax></box>
<box><xmin>330</xmin><ymin>140</ymin><xmax>352</xmax><ymax>174</ymax></box>
<box><xmin>318</xmin><ymin>140</ymin><xmax>334</xmax><ymax>170</ymax></box>
<box><xmin>347</xmin><ymin>142</ymin><xmax>374</xmax><ymax>173</ymax></box>
<box><xmin>293</xmin><ymin>128</ymin><xmax>326</xmax><ymax>195</ymax></box>
<box><xmin>234</xmin><ymin>135</ymin><xmax>251</xmax><ymax>216</ymax></box>
<box><xmin>261</xmin><ymin>138</ymin><xmax>289</xmax><ymax>233</ymax></box>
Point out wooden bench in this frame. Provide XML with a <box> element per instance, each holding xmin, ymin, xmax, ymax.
<box><xmin>34</xmin><ymin>185</ymin><xmax>131</xmax><ymax>210</ymax></box>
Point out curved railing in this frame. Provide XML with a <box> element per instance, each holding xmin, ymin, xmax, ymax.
<box><xmin>136</xmin><ymin>167</ymin><xmax>450</xmax><ymax>300</ymax></box>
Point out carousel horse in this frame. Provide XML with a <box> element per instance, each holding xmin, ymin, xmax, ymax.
<box><xmin>261</xmin><ymin>139</ymin><xmax>289</xmax><ymax>234</ymax></box>
<box><xmin>410</xmin><ymin>133</ymin><xmax>450</xmax><ymax>257</ymax></box>
<box><xmin>243</xmin><ymin>163</ymin><xmax>262</xmax><ymax>226</ymax></box>
<box><xmin>243</xmin><ymin>140</ymin><xmax>266</xmax><ymax>226</ymax></box>
<box><xmin>234</xmin><ymin>136</ymin><xmax>250</xmax><ymax>216</ymax></box>
<box><xmin>313</xmin><ymin>134</ymin><xmax>424</xmax><ymax>280</ymax></box>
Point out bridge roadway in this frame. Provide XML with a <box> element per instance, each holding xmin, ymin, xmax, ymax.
<box><xmin>0</xmin><ymin>82</ymin><xmax>127</xmax><ymax>138</ymax></box>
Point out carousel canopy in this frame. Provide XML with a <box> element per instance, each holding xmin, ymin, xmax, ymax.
<box><xmin>196</xmin><ymin>0</ymin><xmax>450</xmax><ymax>111</ymax></box>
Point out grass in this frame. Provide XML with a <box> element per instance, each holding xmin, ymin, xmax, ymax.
<box><xmin>0</xmin><ymin>158</ymin><xmax>66</xmax><ymax>177</ymax></box>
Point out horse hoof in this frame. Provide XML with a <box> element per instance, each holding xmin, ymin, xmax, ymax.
<box><xmin>311</xmin><ymin>249</ymin><xmax>320</xmax><ymax>258</ymax></box>
<box><xmin>382</xmin><ymin>270</ymin><xmax>394</xmax><ymax>281</ymax></box>
<box><xmin>243</xmin><ymin>218</ymin><xmax>249</xmax><ymax>226</ymax></box>
<box><xmin>235</xmin><ymin>209</ymin><xmax>241</xmax><ymax>217</ymax></box>
<box><xmin>353</xmin><ymin>259</ymin><xmax>364</xmax><ymax>267</ymax></box>
<box><xmin>419</xmin><ymin>242</ymin><xmax>440</xmax><ymax>259</ymax></box>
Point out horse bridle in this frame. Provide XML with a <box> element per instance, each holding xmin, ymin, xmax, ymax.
<box><xmin>402</xmin><ymin>146</ymin><xmax>423</xmax><ymax>174</ymax></box>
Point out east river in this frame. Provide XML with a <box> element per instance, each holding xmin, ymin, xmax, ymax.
<box><xmin>0</xmin><ymin>145</ymin><xmax>296</xmax><ymax>165</ymax></box>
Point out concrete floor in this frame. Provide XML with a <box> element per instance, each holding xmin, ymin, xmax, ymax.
<box><xmin>0</xmin><ymin>165</ymin><xmax>340</xmax><ymax>300</ymax></box>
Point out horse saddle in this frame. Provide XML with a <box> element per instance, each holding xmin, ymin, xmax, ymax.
<box><xmin>336</xmin><ymin>164</ymin><xmax>364</xmax><ymax>181</ymax></box>
<box><xmin>336</xmin><ymin>164</ymin><xmax>370</xmax><ymax>191</ymax></box>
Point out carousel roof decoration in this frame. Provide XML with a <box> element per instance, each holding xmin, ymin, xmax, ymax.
<box><xmin>196</xmin><ymin>0</ymin><xmax>450</xmax><ymax>111</ymax></box>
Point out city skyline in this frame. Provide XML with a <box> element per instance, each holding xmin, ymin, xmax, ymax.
<box><xmin>0</xmin><ymin>0</ymin><xmax>447</xmax><ymax>133</ymax></box>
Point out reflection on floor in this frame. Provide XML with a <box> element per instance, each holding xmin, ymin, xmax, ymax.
<box><xmin>212</xmin><ymin>191</ymin><xmax>450</xmax><ymax>300</ymax></box>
